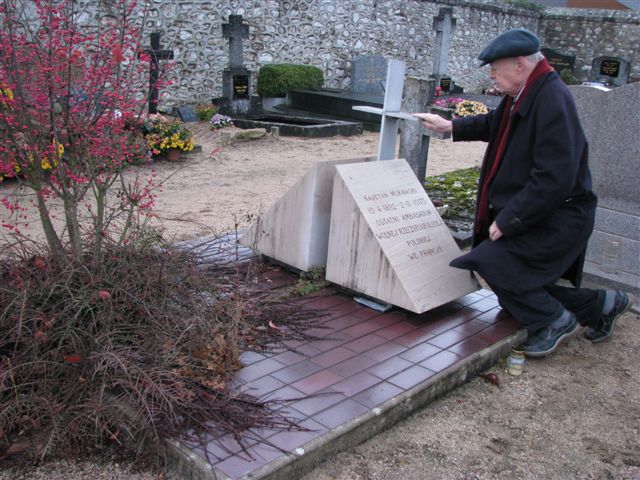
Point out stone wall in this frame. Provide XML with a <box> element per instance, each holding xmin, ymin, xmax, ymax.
<box><xmin>141</xmin><ymin>0</ymin><xmax>639</xmax><ymax>107</ymax></box>
<box><xmin>539</xmin><ymin>8</ymin><xmax>640</xmax><ymax>83</ymax></box>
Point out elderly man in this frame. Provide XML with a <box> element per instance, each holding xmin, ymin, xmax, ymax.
<box><xmin>414</xmin><ymin>29</ymin><xmax>632</xmax><ymax>357</ymax></box>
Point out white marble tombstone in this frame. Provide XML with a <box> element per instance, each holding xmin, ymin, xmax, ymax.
<box><xmin>239</xmin><ymin>156</ymin><xmax>374</xmax><ymax>272</ymax></box>
<box><xmin>326</xmin><ymin>159</ymin><xmax>479</xmax><ymax>313</ymax></box>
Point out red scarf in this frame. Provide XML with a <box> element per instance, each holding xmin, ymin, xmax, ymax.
<box><xmin>475</xmin><ymin>58</ymin><xmax>554</xmax><ymax>237</ymax></box>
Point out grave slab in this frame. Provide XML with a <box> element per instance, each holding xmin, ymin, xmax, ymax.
<box><xmin>240</xmin><ymin>156</ymin><xmax>374</xmax><ymax>272</ymax></box>
<box><xmin>569</xmin><ymin>83</ymin><xmax>640</xmax><ymax>302</ymax></box>
<box><xmin>326</xmin><ymin>159</ymin><xmax>479</xmax><ymax>313</ymax></box>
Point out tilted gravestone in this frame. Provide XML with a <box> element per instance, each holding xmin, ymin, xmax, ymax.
<box><xmin>239</xmin><ymin>156</ymin><xmax>375</xmax><ymax>272</ymax></box>
<box><xmin>569</xmin><ymin>83</ymin><xmax>639</xmax><ymax>304</ymax></box>
<box><xmin>589</xmin><ymin>56</ymin><xmax>631</xmax><ymax>87</ymax></box>
<box><xmin>326</xmin><ymin>159</ymin><xmax>479</xmax><ymax>313</ymax></box>
<box><xmin>541</xmin><ymin>47</ymin><xmax>576</xmax><ymax>74</ymax></box>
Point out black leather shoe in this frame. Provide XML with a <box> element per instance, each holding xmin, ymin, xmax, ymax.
<box><xmin>520</xmin><ymin>311</ymin><xmax>579</xmax><ymax>358</ymax></box>
<box><xmin>584</xmin><ymin>291</ymin><xmax>632</xmax><ymax>343</ymax></box>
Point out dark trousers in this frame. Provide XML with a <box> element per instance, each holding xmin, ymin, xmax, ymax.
<box><xmin>488</xmin><ymin>282</ymin><xmax>605</xmax><ymax>333</ymax></box>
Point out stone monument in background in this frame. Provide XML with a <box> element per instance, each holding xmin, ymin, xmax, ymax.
<box><xmin>569</xmin><ymin>83</ymin><xmax>639</xmax><ymax>305</ymax></box>
<box><xmin>218</xmin><ymin>14</ymin><xmax>259</xmax><ymax>116</ymax></box>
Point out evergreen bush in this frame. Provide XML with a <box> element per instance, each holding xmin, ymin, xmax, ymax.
<box><xmin>256</xmin><ymin>64</ymin><xmax>324</xmax><ymax>97</ymax></box>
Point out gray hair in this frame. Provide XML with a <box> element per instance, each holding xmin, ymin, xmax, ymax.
<box><xmin>526</xmin><ymin>51</ymin><xmax>545</xmax><ymax>64</ymax></box>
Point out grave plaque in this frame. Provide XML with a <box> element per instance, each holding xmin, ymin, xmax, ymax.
<box><xmin>326</xmin><ymin>159</ymin><xmax>479</xmax><ymax>313</ymax></box>
<box><xmin>351</xmin><ymin>56</ymin><xmax>388</xmax><ymax>95</ymax></box>
<box><xmin>233</xmin><ymin>74</ymin><xmax>249</xmax><ymax>98</ymax></box>
<box><xmin>589</xmin><ymin>56</ymin><xmax>630</xmax><ymax>87</ymax></box>
<box><xmin>439</xmin><ymin>77</ymin><xmax>452</xmax><ymax>92</ymax></box>
<box><xmin>541</xmin><ymin>47</ymin><xmax>575</xmax><ymax>73</ymax></box>
<box><xmin>240</xmin><ymin>156</ymin><xmax>375</xmax><ymax>272</ymax></box>
<box><xmin>599</xmin><ymin>59</ymin><xmax>620</xmax><ymax>77</ymax></box>
<box><xmin>176</xmin><ymin>105</ymin><xmax>198</xmax><ymax>122</ymax></box>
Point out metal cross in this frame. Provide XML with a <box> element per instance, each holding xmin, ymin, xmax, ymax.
<box><xmin>140</xmin><ymin>32</ymin><xmax>174</xmax><ymax>114</ymax></box>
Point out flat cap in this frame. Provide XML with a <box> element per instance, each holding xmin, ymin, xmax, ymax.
<box><xmin>478</xmin><ymin>29</ymin><xmax>540</xmax><ymax>66</ymax></box>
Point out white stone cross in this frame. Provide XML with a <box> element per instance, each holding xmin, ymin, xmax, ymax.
<box><xmin>353</xmin><ymin>59</ymin><xmax>448</xmax><ymax>162</ymax></box>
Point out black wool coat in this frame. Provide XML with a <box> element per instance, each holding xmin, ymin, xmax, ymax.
<box><xmin>449</xmin><ymin>70</ymin><xmax>597</xmax><ymax>294</ymax></box>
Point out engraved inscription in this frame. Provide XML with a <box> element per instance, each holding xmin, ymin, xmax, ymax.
<box><xmin>360</xmin><ymin>186</ymin><xmax>448</xmax><ymax>262</ymax></box>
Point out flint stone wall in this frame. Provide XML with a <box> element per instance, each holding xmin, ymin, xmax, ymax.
<box><xmin>141</xmin><ymin>0</ymin><xmax>639</xmax><ymax>107</ymax></box>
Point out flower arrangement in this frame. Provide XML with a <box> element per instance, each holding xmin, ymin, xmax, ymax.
<box><xmin>196</xmin><ymin>103</ymin><xmax>217</xmax><ymax>122</ymax></box>
<box><xmin>142</xmin><ymin>114</ymin><xmax>195</xmax><ymax>156</ymax></box>
<box><xmin>454</xmin><ymin>100</ymin><xmax>489</xmax><ymax>118</ymax></box>
<box><xmin>210</xmin><ymin>113</ymin><xmax>233</xmax><ymax>130</ymax></box>
<box><xmin>433</xmin><ymin>97</ymin><xmax>464</xmax><ymax>108</ymax></box>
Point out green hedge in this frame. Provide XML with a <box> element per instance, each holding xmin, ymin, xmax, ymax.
<box><xmin>256</xmin><ymin>63</ymin><xmax>324</xmax><ymax>97</ymax></box>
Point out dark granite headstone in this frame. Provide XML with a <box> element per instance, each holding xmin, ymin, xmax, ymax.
<box><xmin>589</xmin><ymin>56</ymin><xmax>630</xmax><ymax>87</ymax></box>
<box><xmin>351</xmin><ymin>56</ymin><xmax>388</xmax><ymax>95</ymax></box>
<box><xmin>221</xmin><ymin>15</ymin><xmax>252</xmax><ymax>115</ymax></box>
<box><xmin>541</xmin><ymin>47</ymin><xmax>576</xmax><ymax>73</ymax></box>
<box><xmin>569</xmin><ymin>83</ymin><xmax>639</xmax><ymax>306</ymax></box>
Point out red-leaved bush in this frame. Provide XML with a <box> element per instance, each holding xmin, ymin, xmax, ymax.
<box><xmin>0</xmin><ymin>0</ymin><xmax>164</xmax><ymax>261</ymax></box>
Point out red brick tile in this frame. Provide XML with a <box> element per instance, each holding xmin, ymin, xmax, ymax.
<box><xmin>352</xmin><ymin>381</ymin><xmax>404</xmax><ymax>408</ymax></box>
<box><xmin>263</xmin><ymin>385</ymin><xmax>307</xmax><ymax>405</ymax></box>
<box><xmin>409</xmin><ymin>302</ymin><xmax>462</xmax><ymax>324</ymax></box>
<box><xmin>238</xmin><ymin>351</ymin><xmax>266</xmax><ymax>366</ymax></box>
<box><xmin>270</xmin><ymin>349</ymin><xmax>307</xmax><ymax>366</ymax></box>
<box><xmin>325</xmin><ymin>301</ymin><xmax>363</xmax><ymax>319</ymax></box>
<box><xmin>267</xmin><ymin>418</ymin><xmax>327</xmax><ymax>452</ymax></box>
<box><xmin>215</xmin><ymin>443</ymin><xmax>283</xmax><ymax>478</ymax></box>
<box><xmin>376</xmin><ymin>322</ymin><xmax>418</xmax><ymax>340</ymax></box>
<box><xmin>363</xmin><ymin>341</ymin><xmax>407</xmax><ymax>362</ymax></box>
<box><xmin>398</xmin><ymin>342</ymin><xmax>442</xmax><ymax>363</ymax></box>
<box><xmin>453</xmin><ymin>318</ymin><xmax>491</xmax><ymax>336</ymax></box>
<box><xmin>304</xmin><ymin>295</ymin><xmax>350</xmax><ymax>309</ymax></box>
<box><xmin>446</xmin><ymin>336</ymin><xmax>491</xmax><ymax>357</ymax></box>
<box><xmin>367</xmin><ymin>314</ymin><xmax>403</xmax><ymax>329</ymax></box>
<box><xmin>387</xmin><ymin>364</ymin><xmax>435</xmax><ymax>390</ymax></box>
<box><xmin>467</xmin><ymin>297</ymin><xmax>500</xmax><ymax>313</ymax></box>
<box><xmin>234</xmin><ymin>358</ymin><xmax>287</xmax><ymax>383</ymax></box>
<box><xmin>426</xmin><ymin>329</ymin><xmax>469</xmax><ymax>350</ymax></box>
<box><xmin>313</xmin><ymin>399</ymin><xmax>369</xmax><ymax>429</ymax></box>
<box><xmin>395</xmin><ymin>329</ymin><xmax>436</xmax><ymax>348</ymax></box>
<box><xmin>475</xmin><ymin>307</ymin><xmax>510</xmax><ymax>324</ymax></box>
<box><xmin>419</xmin><ymin>308</ymin><xmax>478</xmax><ymax>336</ymax></box>
<box><xmin>289</xmin><ymin>391</ymin><xmax>346</xmax><ymax>416</ymax></box>
<box><xmin>367</xmin><ymin>356</ymin><xmax>413</xmax><ymax>380</ymax></box>
<box><xmin>419</xmin><ymin>350</ymin><xmax>461</xmax><ymax>373</ymax></box>
<box><xmin>271</xmin><ymin>359</ymin><xmax>323</xmax><ymax>384</ymax></box>
<box><xmin>342</xmin><ymin>320</ymin><xmax>384</xmax><ymax>338</ymax></box>
<box><xmin>304</xmin><ymin>326</ymin><xmax>338</xmax><ymax>338</ymax></box>
<box><xmin>342</xmin><ymin>333</ymin><xmax>388</xmax><ymax>353</ymax></box>
<box><xmin>477</xmin><ymin>319</ymin><xmax>521</xmax><ymax>343</ymax></box>
<box><xmin>291</xmin><ymin>370</ymin><xmax>342</xmax><ymax>395</ymax></box>
<box><xmin>312</xmin><ymin>347</ymin><xmax>358</xmax><ymax>368</ymax></box>
<box><xmin>353</xmin><ymin>307</ymin><xmax>383</xmax><ymax>319</ymax></box>
<box><xmin>324</xmin><ymin>315</ymin><xmax>364</xmax><ymax>331</ymax></box>
<box><xmin>244</xmin><ymin>375</ymin><xmax>287</xmax><ymax>397</ymax></box>
<box><xmin>453</xmin><ymin>291</ymin><xmax>485</xmax><ymax>307</ymax></box>
<box><xmin>204</xmin><ymin>433</ymin><xmax>256</xmax><ymax>460</ymax></box>
<box><xmin>312</xmin><ymin>336</ymin><xmax>349</xmax><ymax>352</ymax></box>
<box><xmin>290</xmin><ymin>343</ymin><xmax>323</xmax><ymax>357</ymax></box>
<box><xmin>331</xmin><ymin>371</ymin><xmax>382</xmax><ymax>396</ymax></box>
<box><xmin>329</xmin><ymin>354</ymin><xmax>378</xmax><ymax>378</ymax></box>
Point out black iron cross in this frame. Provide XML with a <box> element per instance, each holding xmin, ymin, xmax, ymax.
<box><xmin>140</xmin><ymin>32</ymin><xmax>174</xmax><ymax>114</ymax></box>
